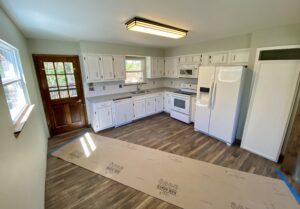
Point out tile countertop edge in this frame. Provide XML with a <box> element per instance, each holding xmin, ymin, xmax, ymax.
<box><xmin>86</xmin><ymin>87</ymin><xmax>178</xmax><ymax>103</ymax></box>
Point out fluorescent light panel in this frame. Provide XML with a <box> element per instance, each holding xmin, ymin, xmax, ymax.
<box><xmin>126</xmin><ymin>17</ymin><xmax>188</xmax><ymax>39</ymax></box>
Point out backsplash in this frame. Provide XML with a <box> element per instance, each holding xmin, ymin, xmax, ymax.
<box><xmin>84</xmin><ymin>78</ymin><xmax>164</xmax><ymax>97</ymax></box>
<box><xmin>84</xmin><ymin>78</ymin><xmax>198</xmax><ymax>98</ymax></box>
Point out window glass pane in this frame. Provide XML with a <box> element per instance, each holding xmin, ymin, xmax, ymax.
<box><xmin>57</xmin><ymin>75</ymin><xmax>67</xmax><ymax>86</ymax></box>
<box><xmin>66</xmin><ymin>74</ymin><xmax>76</xmax><ymax>86</ymax></box>
<box><xmin>50</xmin><ymin>91</ymin><xmax>60</xmax><ymax>100</ymax></box>
<box><xmin>54</xmin><ymin>62</ymin><xmax>65</xmax><ymax>74</ymax></box>
<box><xmin>0</xmin><ymin>52</ymin><xmax>20</xmax><ymax>83</ymax></box>
<box><xmin>69</xmin><ymin>89</ymin><xmax>77</xmax><ymax>97</ymax></box>
<box><xmin>125</xmin><ymin>72</ymin><xmax>143</xmax><ymax>84</ymax></box>
<box><xmin>44</xmin><ymin>62</ymin><xmax>55</xmax><ymax>75</ymax></box>
<box><xmin>64</xmin><ymin>62</ymin><xmax>74</xmax><ymax>74</ymax></box>
<box><xmin>125</xmin><ymin>60</ymin><xmax>142</xmax><ymax>71</ymax></box>
<box><xmin>46</xmin><ymin>75</ymin><xmax>57</xmax><ymax>87</ymax></box>
<box><xmin>59</xmin><ymin>90</ymin><xmax>69</xmax><ymax>98</ymax></box>
<box><xmin>3</xmin><ymin>81</ymin><xmax>27</xmax><ymax>121</ymax></box>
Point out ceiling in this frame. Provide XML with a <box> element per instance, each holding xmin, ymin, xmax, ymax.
<box><xmin>1</xmin><ymin>0</ymin><xmax>300</xmax><ymax>48</ymax></box>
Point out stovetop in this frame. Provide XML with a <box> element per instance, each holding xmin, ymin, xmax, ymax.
<box><xmin>174</xmin><ymin>90</ymin><xmax>197</xmax><ymax>96</ymax></box>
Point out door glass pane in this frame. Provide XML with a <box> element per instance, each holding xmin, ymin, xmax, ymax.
<box><xmin>59</xmin><ymin>90</ymin><xmax>69</xmax><ymax>98</ymax></box>
<box><xmin>64</xmin><ymin>62</ymin><xmax>74</xmax><ymax>73</ymax></box>
<box><xmin>3</xmin><ymin>81</ymin><xmax>27</xmax><ymax>120</ymax></box>
<box><xmin>50</xmin><ymin>91</ymin><xmax>60</xmax><ymax>100</ymax></box>
<box><xmin>69</xmin><ymin>89</ymin><xmax>77</xmax><ymax>97</ymax></box>
<box><xmin>44</xmin><ymin>62</ymin><xmax>55</xmax><ymax>74</ymax></box>
<box><xmin>66</xmin><ymin>74</ymin><xmax>76</xmax><ymax>86</ymax></box>
<box><xmin>54</xmin><ymin>62</ymin><xmax>65</xmax><ymax>74</ymax></box>
<box><xmin>46</xmin><ymin>75</ymin><xmax>57</xmax><ymax>87</ymax></box>
<box><xmin>57</xmin><ymin>75</ymin><xmax>67</xmax><ymax>86</ymax></box>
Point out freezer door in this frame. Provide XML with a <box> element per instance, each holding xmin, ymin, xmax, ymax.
<box><xmin>194</xmin><ymin>66</ymin><xmax>215</xmax><ymax>133</ymax></box>
<box><xmin>208</xmin><ymin>66</ymin><xmax>245</xmax><ymax>144</ymax></box>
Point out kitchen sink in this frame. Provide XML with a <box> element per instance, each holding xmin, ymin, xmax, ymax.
<box><xmin>130</xmin><ymin>90</ymin><xmax>151</xmax><ymax>94</ymax></box>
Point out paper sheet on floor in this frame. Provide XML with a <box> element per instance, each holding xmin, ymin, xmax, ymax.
<box><xmin>51</xmin><ymin>132</ymin><xmax>299</xmax><ymax>209</ymax></box>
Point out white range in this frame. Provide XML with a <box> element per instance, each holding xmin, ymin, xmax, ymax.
<box><xmin>170</xmin><ymin>83</ymin><xmax>197</xmax><ymax>124</ymax></box>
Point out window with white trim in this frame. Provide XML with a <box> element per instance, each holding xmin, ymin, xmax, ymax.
<box><xmin>125</xmin><ymin>57</ymin><xmax>145</xmax><ymax>84</ymax></box>
<box><xmin>0</xmin><ymin>39</ymin><xmax>30</xmax><ymax>123</ymax></box>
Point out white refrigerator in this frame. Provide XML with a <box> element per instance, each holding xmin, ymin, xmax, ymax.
<box><xmin>194</xmin><ymin>65</ymin><xmax>245</xmax><ymax>145</ymax></box>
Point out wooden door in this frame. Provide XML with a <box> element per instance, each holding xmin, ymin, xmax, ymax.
<box><xmin>33</xmin><ymin>55</ymin><xmax>87</xmax><ymax>136</ymax></box>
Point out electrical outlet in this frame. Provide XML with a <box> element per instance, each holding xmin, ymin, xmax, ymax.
<box><xmin>119</xmin><ymin>84</ymin><xmax>122</xmax><ymax>88</ymax></box>
<box><xmin>102</xmin><ymin>85</ymin><xmax>106</xmax><ymax>90</ymax></box>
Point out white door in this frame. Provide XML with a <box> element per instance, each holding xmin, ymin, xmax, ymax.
<box><xmin>97</xmin><ymin>106</ymin><xmax>113</xmax><ymax>130</ymax></box>
<box><xmin>134</xmin><ymin>99</ymin><xmax>146</xmax><ymax>119</ymax></box>
<box><xmin>101</xmin><ymin>55</ymin><xmax>114</xmax><ymax>80</ymax></box>
<box><xmin>208</xmin><ymin>66</ymin><xmax>245</xmax><ymax>144</ymax></box>
<box><xmin>83</xmin><ymin>54</ymin><xmax>101</xmax><ymax>82</ymax></box>
<box><xmin>157</xmin><ymin>58</ymin><xmax>165</xmax><ymax>77</ymax></box>
<box><xmin>152</xmin><ymin>57</ymin><xmax>158</xmax><ymax>77</ymax></box>
<box><xmin>146</xmin><ymin>97</ymin><xmax>156</xmax><ymax>115</ymax></box>
<box><xmin>113</xmin><ymin>56</ymin><xmax>125</xmax><ymax>80</ymax></box>
<box><xmin>155</xmin><ymin>96</ymin><xmax>164</xmax><ymax>113</ymax></box>
<box><xmin>194</xmin><ymin>66</ymin><xmax>215</xmax><ymax>133</ymax></box>
<box><xmin>201</xmin><ymin>54</ymin><xmax>211</xmax><ymax>65</ymax></box>
<box><xmin>165</xmin><ymin>57</ymin><xmax>178</xmax><ymax>78</ymax></box>
<box><xmin>241</xmin><ymin>61</ymin><xmax>300</xmax><ymax>162</ymax></box>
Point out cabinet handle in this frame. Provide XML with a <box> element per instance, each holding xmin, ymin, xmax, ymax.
<box><xmin>222</xmin><ymin>56</ymin><xmax>224</xmax><ymax>62</ymax></box>
<box><xmin>233</xmin><ymin>55</ymin><xmax>236</xmax><ymax>61</ymax></box>
<box><xmin>95</xmin><ymin>112</ymin><xmax>96</xmax><ymax>115</ymax></box>
<box><xmin>101</xmin><ymin>75</ymin><xmax>103</xmax><ymax>79</ymax></box>
<box><xmin>86</xmin><ymin>76</ymin><xmax>89</xmax><ymax>79</ymax></box>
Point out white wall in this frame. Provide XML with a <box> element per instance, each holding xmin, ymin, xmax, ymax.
<box><xmin>0</xmin><ymin>8</ymin><xmax>48</xmax><ymax>209</ymax></box>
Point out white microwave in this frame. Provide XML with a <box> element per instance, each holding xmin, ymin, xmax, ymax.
<box><xmin>179</xmin><ymin>65</ymin><xmax>198</xmax><ymax>78</ymax></box>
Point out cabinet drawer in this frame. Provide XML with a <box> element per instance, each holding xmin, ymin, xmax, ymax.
<box><xmin>94</xmin><ymin>101</ymin><xmax>112</xmax><ymax>109</ymax></box>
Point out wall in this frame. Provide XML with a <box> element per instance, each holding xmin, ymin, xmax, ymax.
<box><xmin>0</xmin><ymin>8</ymin><xmax>48</xmax><ymax>209</ymax></box>
<box><xmin>164</xmin><ymin>34</ymin><xmax>251</xmax><ymax>56</ymax></box>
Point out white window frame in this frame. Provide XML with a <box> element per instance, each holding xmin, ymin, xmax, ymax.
<box><xmin>125</xmin><ymin>56</ymin><xmax>146</xmax><ymax>85</ymax></box>
<box><xmin>0</xmin><ymin>39</ymin><xmax>31</xmax><ymax>128</ymax></box>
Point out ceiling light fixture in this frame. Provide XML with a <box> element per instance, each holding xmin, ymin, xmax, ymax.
<box><xmin>125</xmin><ymin>17</ymin><xmax>188</xmax><ymax>39</ymax></box>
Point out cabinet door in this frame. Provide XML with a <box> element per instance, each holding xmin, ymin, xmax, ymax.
<box><xmin>146</xmin><ymin>97</ymin><xmax>156</xmax><ymax>115</ymax></box>
<box><xmin>134</xmin><ymin>99</ymin><xmax>146</xmax><ymax>119</ymax></box>
<box><xmin>97</xmin><ymin>106</ymin><xmax>113</xmax><ymax>130</ymax></box>
<box><xmin>152</xmin><ymin>57</ymin><xmax>158</xmax><ymax>77</ymax></box>
<box><xmin>157</xmin><ymin>58</ymin><xmax>165</xmax><ymax>77</ymax></box>
<box><xmin>155</xmin><ymin>96</ymin><xmax>164</xmax><ymax>113</ymax></box>
<box><xmin>101</xmin><ymin>55</ymin><xmax>114</xmax><ymax>80</ymax></box>
<box><xmin>113</xmin><ymin>56</ymin><xmax>126</xmax><ymax>80</ymax></box>
<box><xmin>83</xmin><ymin>54</ymin><xmax>101</xmax><ymax>82</ymax></box>
<box><xmin>164</xmin><ymin>92</ymin><xmax>171</xmax><ymax>113</ymax></box>
<box><xmin>201</xmin><ymin>54</ymin><xmax>211</xmax><ymax>65</ymax></box>
<box><xmin>192</xmin><ymin>55</ymin><xmax>201</xmax><ymax>64</ymax></box>
<box><xmin>211</xmin><ymin>53</ymin><xmax>228</xmax><ymax>64</ymax></box>
<box><xmin>165</xmin><ymin>57</ymin><xmax>178</xmax><ymax>78</ymax></box>
<box><xmin>230</xmin><ymin>50</ymin><xmax>250</xmax><ymax>64</ymax></box>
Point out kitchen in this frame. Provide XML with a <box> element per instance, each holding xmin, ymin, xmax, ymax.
<box><xmin>0</xmin><ymin>1</ymin><xmax>300</xmax><ymax>209</ymax></box>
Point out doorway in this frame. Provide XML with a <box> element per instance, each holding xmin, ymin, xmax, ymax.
<box><xmin>33</xmin><ymin>55</ymin><xmax>87</xmax><ymax>136</ymax></box>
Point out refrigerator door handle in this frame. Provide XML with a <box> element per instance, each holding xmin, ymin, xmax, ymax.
<box><xmin>211</xmin><ymin>81</ymin><xmax>217</xmax><ymax>109</ymax></box>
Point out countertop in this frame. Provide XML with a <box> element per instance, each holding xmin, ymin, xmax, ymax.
<box><xmin>87</xmin><ymin>87</ymin><xmax>178</xmax><ymax>103</ymax></box>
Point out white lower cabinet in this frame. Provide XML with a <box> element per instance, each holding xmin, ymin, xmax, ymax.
<box><xmin>113</xmin><ymin>98</ymin><xmax>134</xmax><ymax>127</ymax></box>
<box><xmin>146</xmin><ymin>97</ymin><xmax>156</xmax><ymax>116</ymax></box>
<box><xmin>191</xmin><ymin>97</ymin><xmax>196</xmax><ymax>122</ymax></box>
<box><xmin>133</xmin><ymin>97</ymin><xmax>147</xmax><ymax>120</ymax></box>
<box><xmin>91</xmin><ymin>101</ymin><xmax>114</xmax><ymax>132</ymax></box>
<box><xmin>155</xmin><ymin>94</ymin><xmax>164</xmax><ymax>113</ymax></box>
<box><xmin>164</xmin><ymin>92</ymin><xmax>172</xmax><ymax>113</ymax></box>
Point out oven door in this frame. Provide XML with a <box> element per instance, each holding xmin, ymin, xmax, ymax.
<box><xmin>171</xmin><ymin>94</ymin><xmax>190</xmax><ymax>115</ymax></box>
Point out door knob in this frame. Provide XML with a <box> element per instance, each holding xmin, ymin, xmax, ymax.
<box><xmin>77</xmin><ymin>99</ymin><xmax>82</xmax><ymax>103</ymax></box>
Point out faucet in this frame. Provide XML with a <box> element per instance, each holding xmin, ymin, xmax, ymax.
<box><xmin>136</xmin><ymin>83</ymin><xmax>142</xmax><ymax>92</ymax></box>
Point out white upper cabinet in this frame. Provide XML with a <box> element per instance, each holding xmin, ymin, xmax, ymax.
<box><xmin>211</xmin><ymin>52</ymin><xmax>228</xmax><ymax>64</ymax></box>
<box><xmin>101</xmin><ymin>55</ymin><xmax>114</xmax><ymax>80</ymax></box>
<box><xmin>165</xmin><ymin>57</ymin><xmax>179</xmax><ymax>78</ymax></box>
<box><xmin>147</xmin><ymin>57</ymin><xmax>165</xmax><ymax>78</ymax></box>
<box><xmin>157</xmin><ymin>58</ymin><xmax>165</xmax><ymax>77</ymax></box>
<box><xmin>229</xmin><ymin>49</ymin><xmax>250</xmax><ymax>64</ymax></box>
<box><xmin>83</xmin><ymin>54</ymin><xmax>102</xmax><ymax>82</ymax></box>
<box><xmin>113</xmin><ymin>55</ymin><xmax>126</xmax><ymax>80</ymax></box>
<box><xmin>179</xmin><ymin>55</ymin><xmax>201</xmax><ymax>64</ymax></box>
<box><xmin>191</xmin><ymin>55</ymin><xmax>201</xmax><ymax>64</ymax></box>
<box><xmin>200</xmin><ymin>54</ymin><xmax>212</xmax><ymax>65</ymax></box>
<box><xmin>83</xmin><ymin>54</ymin><xmax>126</xmax><ymax>83</ymax></box>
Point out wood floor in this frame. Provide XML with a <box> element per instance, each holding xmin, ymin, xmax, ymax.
<box><xmin>46</xmin><ymin>113</ymin><xmax>283</xmax><ymax>209</ymax></box>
